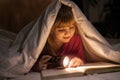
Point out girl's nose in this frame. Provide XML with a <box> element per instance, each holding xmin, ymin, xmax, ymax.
<box><xmin>65</xmin><ymin>29</ymin><xmax>71</xmax><ymax>35</ymax></box>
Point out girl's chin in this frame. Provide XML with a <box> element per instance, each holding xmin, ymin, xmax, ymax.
<box><xmin>62</xmin><ymin>39</ymin><xmax>70</xmax><ymax>43</ymax></box>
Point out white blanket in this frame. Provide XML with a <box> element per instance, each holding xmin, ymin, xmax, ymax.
<box><xmin>0</xmin><ymin>0</ymin><xmax>120</xmax><ymax>78</ymax></box>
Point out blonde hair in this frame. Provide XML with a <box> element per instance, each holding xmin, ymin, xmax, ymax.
<box><xmin>49</xmin><ymin>4</ymin><xmax>78</xmax><ymax>39</ymax></box>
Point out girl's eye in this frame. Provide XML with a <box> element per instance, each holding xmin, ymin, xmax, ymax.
<box><xmin>70</xmin><ymin>26</ymin><xmax>75</xmax><ymax>30</ymax></box>
<box><xmin>58</xmin><ymin>29</ymin><xmax>66</xmax><ymax>32</ymax></box>
<box><xmin>70</xmin><ymin>26</ymin><xmax>75</xmax><ymax>29</ymax></box>
<box><xmin>56</xmin><ymin>25</ymin><xmax>75</xmax><ymax>32</ymax></box>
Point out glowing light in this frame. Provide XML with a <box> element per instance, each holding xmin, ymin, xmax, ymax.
<box><xmin>65</xmin><ymin>67</ymin><xmax>85</xmax><ymax>73</ymax></box>
<box><xmin>63</xmin><ymin>56</ymin><xmax>70</xmax><ymax>67</ymax></box>
<box><xmin>62</xmin><ymin>56</ymin><xmax>85</xmax><ymax>73</ymax></box>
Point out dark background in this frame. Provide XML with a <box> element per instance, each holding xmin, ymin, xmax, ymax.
<box><xmin>0</xmin><ymin>0</ymin><xmax>120</xmax><ymax>38</ymax></box>
<box><xmin>73</xmin><ymin>0</ymin><xmax>120</xmax><ymax>39</ymax></box>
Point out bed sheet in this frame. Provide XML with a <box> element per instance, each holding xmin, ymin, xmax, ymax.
<box><xmin>8</xmin><ymin>72</ymin><xmax>41</xmax><ymax>80</ymax></box>
<box><xmin>6</xmin><ymin>71</ymin><xmax>120</xmax><ymax>80</ymax></box>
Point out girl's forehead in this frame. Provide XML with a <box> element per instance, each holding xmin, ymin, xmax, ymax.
<box><xmin>59</xmin><ymin>21</ymin><xmax>75</xmax><ymax>27</ymax></box>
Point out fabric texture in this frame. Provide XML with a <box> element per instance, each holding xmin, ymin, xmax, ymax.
<box><xmin>0</xmin><ymin>0</ymin><xmax>120</xmax><ymax>78</ymax></box>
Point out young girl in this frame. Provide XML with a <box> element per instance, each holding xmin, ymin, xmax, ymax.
<box><xmin>31</xmin><ymin>4</ymin><xmax>85</xmax><ymax>72</ymax></box>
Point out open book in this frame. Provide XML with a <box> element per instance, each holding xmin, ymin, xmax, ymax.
<box><xmin>41</xmin><ymin>62</ymin><xmax>120</xmax><ymax>80</ymax></box>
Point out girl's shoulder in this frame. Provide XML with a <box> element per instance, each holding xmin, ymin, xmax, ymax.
<box><xmin>67</xmin><ymin>34</ymin><xmax>82</xmax><ymax>45</ymax></box>
<box><xmin>71</xmin><ymin>34</ymin><xmax>82</xmax><ymax>40</ymax></box>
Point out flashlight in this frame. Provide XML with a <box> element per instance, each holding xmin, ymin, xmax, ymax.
<box><xmin>62</xmin><ymin>56</ymin><xmax>70</xmax><ymax>67</ymax></box>
<box><xmin>53</xmin><ymin>56</ymin><xmax>71</xmax><ymax>69</ymax></box>
<box><xmin>47</xmin><ymin>56</ymin><xmax>71</xmax><ymax>69</ymax></box>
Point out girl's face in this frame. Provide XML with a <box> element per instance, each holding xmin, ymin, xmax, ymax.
<box><xmin>54</xmin><ymin>23</ymin><xmax>75</xmax><ymax>43</ymax></box>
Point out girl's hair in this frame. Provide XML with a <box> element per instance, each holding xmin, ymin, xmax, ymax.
<box><xmin>48</xmin><ymin>4</ymin><xmax>78</xmax><ymax>41</ymax></box>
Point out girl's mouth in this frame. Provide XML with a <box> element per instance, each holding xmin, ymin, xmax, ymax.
<box><xmin>63</xmin><ymin>36</ymin><xmax>71</xmax><ymax>39</ymax></box>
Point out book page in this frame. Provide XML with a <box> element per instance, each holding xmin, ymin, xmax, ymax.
<box><xmin>42</xmin><ymin>62</ymin><xmax>120</xmax><ymax>79</ymax></box>
<box><xmin>76</xmin><ymin>62</ymin><xmax>120</xmax><ymax>71</ymax></box>
<box><xmin>42</xmin><ymin>67</ymin><xmax>84</xmax><ymax>78</ymax></box>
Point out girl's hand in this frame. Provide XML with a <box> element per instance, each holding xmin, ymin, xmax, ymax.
<box><xmin>68</xmin><ymin>57</ymin><xmax>84</xmax><ymax>67</ymax></box>
<box><xmin>38</xmin><ymin>55</ymin><xmax>52</xmax><ymax>70</ymax></box>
